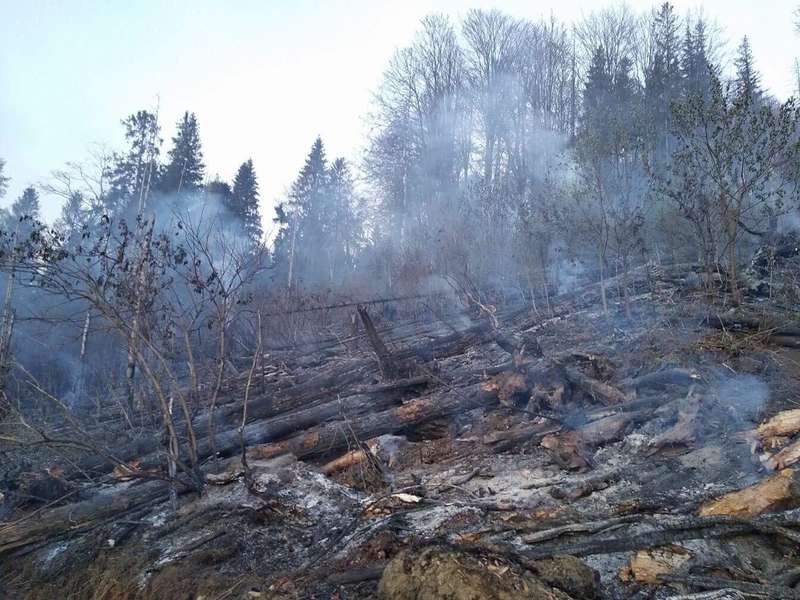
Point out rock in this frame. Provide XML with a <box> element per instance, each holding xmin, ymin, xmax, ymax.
<box><xmin>378</xmin><ymin>544</ymin><xmax>574</xmax><ymax>600</ymax></box>
<box><xmin>532</xmin><ymin>555</ymin><xmax>599</xmax><ymax>599</ymax></box>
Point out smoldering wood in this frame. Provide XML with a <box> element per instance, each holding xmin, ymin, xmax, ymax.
<box><xmin>8</xmin><ymin>271</ymin><xmax>800</xmax><ymax>598</ymax></box>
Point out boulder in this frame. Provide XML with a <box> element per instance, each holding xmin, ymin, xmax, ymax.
<box><xmin>378</xmin><ymin>544</ymin><xmax>574</xmax><ymax>600</ymax></box>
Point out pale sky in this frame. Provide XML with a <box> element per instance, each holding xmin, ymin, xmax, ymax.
<box><xmin>2</xmin><ymin>0</ymin><xmax>798</xmax><ymax>225</ymax></box>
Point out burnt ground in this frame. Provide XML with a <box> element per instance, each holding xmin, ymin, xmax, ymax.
<box><xmin>3</xmin><ymin>268</ymin><xmax>800</xmax><ymax>599</ymax></box>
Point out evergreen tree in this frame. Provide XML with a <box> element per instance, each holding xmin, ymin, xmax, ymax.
<box><xmin>288</xmin><ymin>137</ymin><xmax>329</xmax><ymax>285</ymax></box>
<box><xmin>270</xmin><ymin>201</ymin><xmax>293</xmax><ymax>284</ymax></box>
<box><xmin>681</xmin><ymin>19</ymin><xmax>714</xmax><ymax>99</ymax></box>
<box><xmin>109</xmin><ymin>110</ymin><xmax>161</xmax><ymax>214</ymax></box>
<box><xmin>12</xmin><ymin>187</ymin><xmax>40</xmax><ymax>221</ymax></box>
<box><xmin>612</xmin><ymin>57</ymin><xmax>642</xmax><ymax>142</ymax></box>
<box><xmin>230</xmin><ymin>159</ymin><xmax>262</xmax><ymax>245</ymax></box>
<box><xmin>326</xmin><ymin>157</ymin><xmax>361</xmax><ymax>280</ymax></box>
<box><xmin>56</xmin><ymin>191</ymin><xmax>89</xmax><ymax>237</ymax></box>
<box><xmin>733</xmin><ymin>36</ymin><xmax>761</xmax><ymax>105</ymax></box>
<box><xmin>9</xmin><ymin>187</ymin><xmax>41</xmax><ymax>238</ymax></box>
<box><xmin>581</xmin><ymin>47</ymin><xmax>615</xmax><ymax>152</ymax></box>
<box><xmin>205</xmin><ymin>177</ymin><xmax>232</xmax><ymax>203</ymax></box>
<box><xmin>0</xmin><ymin>158</ymin><xmax>9</xmax><ymax>200</ymax></box>
<box><xmin>159</xmin><ymin>111</ymin><xmax>205</xmax><ymax>195</ymax></box>
<box><xmin>645</xmin><ymin>3</ymin><xmax>682</xmax><ymax>161</ymax></box>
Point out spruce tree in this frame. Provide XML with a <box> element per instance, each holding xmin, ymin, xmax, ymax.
<box><xmin>645</xmin><ymin>3</ymin><xmax>682</xmax><ymax>161</ymax></box>
<box><xmin>231</xmin><ymin>159</ymin><xmax>262</xmax><ymax>245</ymax></box>
<box><xmin>0</xmin><ymin>158</ymin><xmax>8</xmax><ymax>200</ymax></box>
<box><xmin>270</xmin><ymin>201</ymin><xmax>293</xmax><ymax>284</ymax></box>
<box><xmin>159</xmin><ymin>111</ymin><xmax>205</xmax><ymax>195</ymax></box>
<box><xmin>12</xmin><ymin>187</ymin><xmax>40</xmax><ymax>221</ymax></box>
<box><xmin>581</xmin><ymin>47</ymin><xmax>614</xmax><ymax>150</ymax></box>
<box><xmin>205</xmin><ymin>177</ymin><xmax>232</xmax><ymax>203</ymax></box>
<box><xmin>734</xmin><ymin>36</ymin><xmax>761</xmax><ymax>105</ymax></box>
<box><xmin>56</xmin><ymin>191</ymin><xmax>89</xmax><ymax>237</ymax></box>
<box><xmin>681</xmin><ymin>19</ymin><xmax>714</xmax><ymax>99</ymax></box>
<box><xmin>326</xmin><ymin>157</ymin><xmax>361</xmax><ymax>280</ymax></box>
<box><xmin>282</xmin><ymin>137</ymin><xmax>329</xmax><ymax>286</ymax></box>
<box><xmin>10</xmin><ymin>187</ymin><xmax>41</xmax><ymax>238</ymax></box>
<box><xmin>109</xmin><ymin>110</ymin><xmax>161</xmax><ymax>214</ymax></box>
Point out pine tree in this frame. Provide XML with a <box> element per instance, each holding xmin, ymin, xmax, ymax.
<box><xmin>205</xmin><ymin>177</ymin><xmax>232</xmax><ymax>203</ymax></box>
<box><xmin>109</xmin><ymin>110</ymin><xmax>161</xmax><ymax>214</ymax></box>
<box><xmin>230</xmin><ymin>159</ymin><xmax>262</xmax><ymax>245</ymax></box>
<box><xmin>612</xmin><ymin>57</ymin><xmax>642</xmax><ymax>142</ymax></box>
<box><xmin>279</xmin><ymin>137</ymin><xmax>330</xmax><ymax>287</ymax></box>
<box><xmin>159</xmin><ymin>111</ymin><xmax>205</xmax><ymax>196</ymax></box>
<box><xmin>681</xmin><ymin>19</ymin><xmax>714</xmax><ymax>99</ymax></box>
<box><xmin>733</xmin><ymin>36</ymin><xmax>761</xmax><ymax>105</ymax></box>
<box><xmin>291</xmin><ymin>138</ymin><xmax>328</xmax><ymax>282</ymax></box>
<box><xmin>10</xmin><ymin>187</ymin><xmax>41</xmax><ymax>239</ymax></box>
<box><xmin>581</xmin><ymin>47</ymin><xmax>614</xmax><ymax>151</ymax></box>
<box><xmin>270</xmin><ymin>201</ymin><xmax>293</xmax><ymax>284</ymax></box>
<box><xmin>12</xmin><ymin>187</ymin><xmax>40</xmax><ymax>221</ymax></box>
<box><xmin>645</xmin><ymin>3</ymin><xmax>682</xmax><ymax>161</ymax></box>
<box><xmin>56</xmin><ymin>191</ymin><xmax>89</xmax><ymax>237</ymax></box>
<box><xmin>0</xmin><ymin>159</ymin><xmax>9</xmax><ymax>200</ymax></box>
<box><xmin>326</xmin><ymin>157</ymin><xmax>361</xmax><ymax>280</ymax></box>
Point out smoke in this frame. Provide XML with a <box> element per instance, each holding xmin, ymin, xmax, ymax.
<box><xmin>710</xmin><ymin>373</ymin><xmax>769</xmax><ymax>430</ymax></box>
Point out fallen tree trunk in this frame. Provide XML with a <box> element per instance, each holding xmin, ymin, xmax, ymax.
<box><xmin>521</xmin><ymin>510</ymin><xmax>800</xmax><ymax>559</ymax></box>
<box><xmin>248</xmin><ymin>385</ymin><xmax>491</xmax><ymax>462</ymax></box>
<box><xmin>66</xmin><ymin>315</ymin><xmax>506</xmax><ymax>479</ymax></box>
<box><xmin>658</xmin><ymin>574</ymin><xmax>800</xmax><ymax>600</ymax></box>
<box><xmin>697</xmin><ymin>468</ymin><xmax>800</xmax><ymax>517</ymax></box>
<box><xmin>563</xmin><ymin>367</ymin><xmax>628</xmax><ymax>405</ymax></box>
<box><xmin>767</xmin><ymin>440</ymin><xmax>800</xmax><ymax>470</ymax></box>
<box><xmin>143</xmin><ymin>390</ymin><xmax>409</xmax><ymax>471</ymax></box>
<box><xmin>757</xmin><ymin>409</ymin><xmax>800</xmax><ymax>439</ymax></box>
<box><xmin>622</xmin><ymin>368</ymin><xmax>702</xmax><ymax>391</ymax></box>
<box><xmin>704</xmin><ymin>313</ymin><xmax>800</xmax><ymax>338</ymax></box>
<box><xmin>0</xmin><ymin>480</ymin><xmax>170</xmax><ymax>558</ymax></box>
<box><xmin>70</xmin><ymin>373</ymin><xmax>433</xmax><ymax>478</ymax></box>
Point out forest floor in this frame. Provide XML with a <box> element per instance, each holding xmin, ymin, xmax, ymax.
<box><xmin>3</xmin><ymin>263</ymin><xmax>800</xmax><ymax>599</ymax></box>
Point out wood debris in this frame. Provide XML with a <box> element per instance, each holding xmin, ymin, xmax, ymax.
<box><xmin>479</xmin><ymin>371</ymin><xmax>528</xmax><ymax>406</ymax></box>
<box><xmin>697</xmin><ymin>469</ymin><xmax>800</xmax><ymax>517</ymax></box>
<box><xmin>619</xmin><ymin>545</ymin><xmax>694</xmax><ymax>584</ymax></box>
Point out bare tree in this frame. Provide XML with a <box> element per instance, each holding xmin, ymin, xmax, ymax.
<box><xmin>654</xmin><ymin>75</ymin><xmax>800</xmax><ymax>301</ymax></box>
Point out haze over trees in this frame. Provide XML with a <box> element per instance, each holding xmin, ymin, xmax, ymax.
<box><xmin>0</xmin><ymin>0</ymin><xmax>798</xmax><ymax>493</ymax></box>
